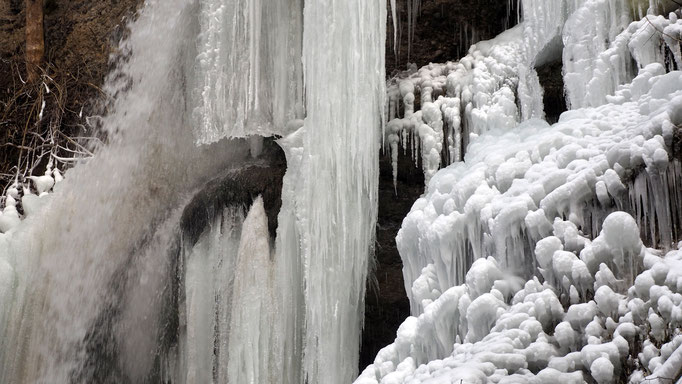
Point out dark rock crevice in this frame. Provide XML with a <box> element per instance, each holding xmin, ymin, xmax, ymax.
<box><xmin>386</xmin><ymin>0</ymin><xmax>519</xmax><ymax>77</ymax></box>
<box><xmin>536</xmin><ymin>60</ymin><xmax>567</xmax><ymax>124</ymax></box>
<box><xmin>360</xmin><ymin>147</ymin><xmax>424</xmax><ymax>369</ymax></box>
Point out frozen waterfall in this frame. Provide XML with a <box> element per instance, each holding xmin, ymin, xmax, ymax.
<box><xmin>3</xmin><ymin>0</ymin><xmax>682</xmax><ymax>382</ymax></box>
<box><xmin>192</xmin><ymin>0</ymin><xmax>304</xmax><ymax>143</ymax></box>
<box><xmin>278</xmin><ymin>0</ymin><xmax>386</xmax><ymax>381</ymax></box>
<box><xmin>0</xmin><ymin>0</ymin><xmax>385</xmax><ymax>383</ymax></box>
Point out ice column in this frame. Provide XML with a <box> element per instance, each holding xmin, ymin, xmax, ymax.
<box><xmin>180</xmin><ymin>206</ymin><xmax>245</xmax><ymax>384</ymax></box>
<box><xmin>225</xmin><ymin>198</ymin><xmax>276</xmax><ymax>384</ymax></box>
<box><xmin>277</xmin><ymin>0</ymin><xmax>387</xmax><ymax>382</ymax></box>
<box><xmin>176</xmin><ymin>198</ymin><xmax>278</xmax><ymax>384</ymax></box>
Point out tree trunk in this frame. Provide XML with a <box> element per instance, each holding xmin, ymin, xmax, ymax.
<box><xmin>25</xmin><ymin>0</ymin><xmax>44</xmax><ymax>83</ymax></box>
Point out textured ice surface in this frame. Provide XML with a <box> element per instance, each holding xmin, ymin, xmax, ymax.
<box><xmin>563</xmin><ymin>4</ymin><xmax>682</xmax><ymax>109</ymax></box>
<box><xmin>385</xmin><ymin>0</ymin><xmax>682</xmax><ymax>190</ymax></box>
<box><xmin>173</xmin><ymin>205</ymin><xmax>245</xmax><ymax>383</ymax></box>
<box><xmin>358</xmin><ymin>212</ymin><xmax>682</xmax><ymax>383</ymax></box>
<box><xmin>162</xmin><ymin>198</ymin><xmax>280</xmax><ymax>383</ymax></box>
<box><xmin>385</xmin><ymin>26</ymin><xmax>524</xmax><ymax>188</ymax></box>
<box><xmin>398</xmin><ymin>66</ymin><xmax>682</xmax><ymax>312</ymax></box>
<box><xmin>359</xmin><ymin>5</ymin><xmax>682</xmax><ymax>384</ymax></box>
<box><xmin>191</xmin><ymin>0</ymin><xmax>304</xmax><ymax>143</ymax></box>
<box><xmin>273</xmin><ymin>0</ymin><xmax>387</xmax><ymax>382</ymax></box>
<box><xmin>225</xmin><ymin>198</ymin><xmax>275</xmax><ymax>383</ymax></box>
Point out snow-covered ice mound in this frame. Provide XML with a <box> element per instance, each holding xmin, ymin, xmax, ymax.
<box><xmin>385</xmin><ymin>25</ymin><xmax>525</xmax><ymax>188</ymax></box>
<box><xmin>397</xmin><ymin>63</ymin><xmax>682</xmax><ymax>312</ymax></box>
<box><xmin>359</xmin><ymin>6</ymin><xmax>682</xmax><ymax>383</ymax></box>
<box><xmin>0</xmin><ymin>167</ymin><xmax>62</xmax><ymax>234</ymax></box>
<box><xmin>358</xmin><ymin>219</ymin><xmax>682</xmax><ymax>383</ymax></box>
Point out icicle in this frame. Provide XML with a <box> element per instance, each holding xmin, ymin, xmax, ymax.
<box><xmin>406</xmin><ymin>0</ymin><xmax>421</xmax><ymax>62</ymax></box>
<box><xmin>383</xmin><ymin>27</ymin><xmax>524</xmax><ymax>187</ymax></box>
<box><xmin>390</xmin><ymin>0</ymin><xmax>398</xmax><ymax>55</ymax></box>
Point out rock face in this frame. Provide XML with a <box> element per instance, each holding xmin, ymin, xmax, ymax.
<box><xmin>361</xmin><ymin>146</ymin><xmax>424</xmax><ymax>368</ymax></box>
<box><xmin>536</xmin><ymin>60</ymin><xmax>567</xmax><ymax>124</ymax></box>
<box><xmin>386</xmin><ymin>0</ymin><xmax>518</xmax><ymax>76</ymax></box>
<box><xmin>181</xmin><ymin>138</ymin><xmax>287</xmax><ymax>243</ymax></box>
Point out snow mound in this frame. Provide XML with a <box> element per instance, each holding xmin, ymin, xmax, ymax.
<box><xmin>0</xmin><ymin>167</ymin><xmax>62</xmax><ymax>234</ymax></box>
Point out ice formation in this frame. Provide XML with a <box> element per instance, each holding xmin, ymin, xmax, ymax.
<box><xmin>0</xmin><ymin>164</ymin><xmax>63</xmax><ymax>234</ymax></box>
<box><xmin>398</xmin><ymin>62</ymin><xmax>682</xmax><ymax>309</ymax></box>
<box><xmin>359</xmin><ymin>215</ymin><xmax>682</xmax><ymax>383</ymax></box>
<box><xmin>563</xmin><ymin>2</ymin><xmax>682</xmax><ymax>110</ymax></box>
<box><xmin>274</xmin><ymin>1</ymin><xmax>386</xmax><ymax>382</ymax></box>
<box><xmin>191</xmin><ymin>0</ymin><xmax>304</xmax><ymax>143</ymax></box>
<box><xmin>386</xmin><ymin>0</ymin><xmax>682</xmax><ymax>190</ymax></box>
<box><xmin>385</xmin><ymin>26</ymin><xmax>524</xmax><ymax>188</ymax></box>
<box><xmin>167</xmin><ymin>197</ymin><xmax>279</xmax><ymax>383</ymax></box>
<box><xmin>0</xmin><ymin>0</ymin><xmax>385</xmax><ymax>383</ymax></box>
<box><xmin>3</xmin><ymin>0</ymin><xmax>682</xmax><ymax>382</ymax></box>
<box><xmin>360</xmin><ymin>2</ymin><xmax>682</xmax><ymax>384</ymax></box>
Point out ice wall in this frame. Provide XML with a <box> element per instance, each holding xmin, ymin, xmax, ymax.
<box><xmin>170</xmin><ymin>206</ymin><xmax>245</xmax><ymax>383</ymax></box>
<box><xmin>562</xmin><ymin>0</ymin><xmax>632</xmax><ymax>109</ymax></box>
<box><xmin>225</xmin><ymin>198</ymin><xmax>276</xmax><ymax>383</ymax></box>
<box><xmin>383</xmin><ymin>0</ymin><xmax>682</xmax><ymax>187</ymax></box>
<box><xmin>358</xmin><ymin>212</ymin><xmax>682</xmax><ymax>383</ymax></box>
<box><xmin>191</xmin><ymin>0</ymin><xmax>304</xmax><ymax>144</ymax></box>
<box><xmin>516</xmin><ymin>0</ymin><xmax>668</xmax><ymax>118</ymax></box>
<box><xmin>564</xmin><ymin>8</ymin><xmax>682</xmax><ymax>109</ymax></box>
<box><xmin>383</xmin><ymin>0</ymin><xmax>591</xmax><ymax>188</ymax></box>
<box><xmin>0</xmin><ymin>0</ymin><xmax>388</xmax><ymax>381</ymax></box>
<box><xmin>559</xmin><ymin>0</ymin><xmax>682</xmax><ymax>110</ymax></box>
<box><xmin>158</xmin><ymin>198</ymin><xmax>277</xmax><ymax>384</ymax></box>
<box><xmin>398</xmin><ymin>62</ymin><xmax>682</xmax><ymax>315</ymax></box>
